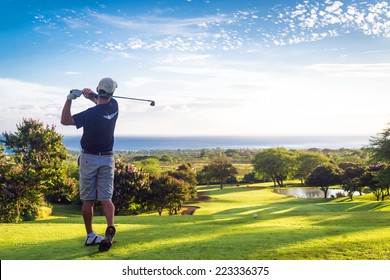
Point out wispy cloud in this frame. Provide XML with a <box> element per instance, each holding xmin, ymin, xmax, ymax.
<box><xmin>65</xmin><ymin>71</ymin><xmax>82</xmax><ymax>75</ymax></box>
<box><xmin>90</xmin><ymin>12</ymin><xmax>227</xmax><ymax>35</ymax></box>
<box><xmin>267</xmin><ymin>1</ymin><xmax>390</xmax><ymax>45</ymax></box>
<box><xmin>307</xmin><ymin>63</ymin><xmax>390</xmax><ymax>77</ymax></box>
<box><xmin>0</xmin><ymin>78</ymin><xmax>87</xmax><ymax>133</ymax></box>
<box><xmin>32</xmin><ymin>1</ymin><xmax>390</xmax><ymax>54</ymax></box>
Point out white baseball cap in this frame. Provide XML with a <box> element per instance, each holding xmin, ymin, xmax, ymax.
<box><xmin>97</xmin><ymin>77</ymin><xmax>118</xmax><ymax>95</ymax></box>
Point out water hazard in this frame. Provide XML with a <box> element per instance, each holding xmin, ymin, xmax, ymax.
<box><xmin>273</xmin><ymin>187</ymin><xmax>361</xmax><ymax>198</ymax></box>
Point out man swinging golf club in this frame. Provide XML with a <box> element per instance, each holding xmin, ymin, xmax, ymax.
<box><xmin>61</xmin><ymin>77</ymin><xmax>118</xmax><ymax>252</ymax></box>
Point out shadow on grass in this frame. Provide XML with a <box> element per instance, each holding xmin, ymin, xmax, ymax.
<box><xmin>0</xmin><ymin>231</ymin><xmax>107</xmax><ymax>260</ymax></box>
<box><xmin>3</xmin><ymin>188</ymin><xmax>390</xmax><ymax>260</ymax></box>
<box><xmin>200</xmin><ymin>184</ymin><xmax>268</xmax><ymax>196</ymax></box>
<box><xmin>213</xmin><ymin>193</ymin><xmax>390</xmax><ymax>216</ymax></box>
<box><xmin>3</xmin><ymin>209</ymin><xmax>390</xmax><ymax>260</ymax></box>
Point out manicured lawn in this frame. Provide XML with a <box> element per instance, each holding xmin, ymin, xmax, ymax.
<box><xmin>1</xmin><ymin>184</ymin><xmax>390</xmax><ymax>260</ymax></box>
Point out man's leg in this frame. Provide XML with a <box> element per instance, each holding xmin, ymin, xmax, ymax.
<box><xmin>96</xmin><ymin>155</ymin><xmax>115</xmax><ymax>227</ymax></box>
<box><xmin>82</xmin><ymin>200</ymin><xmax>95</xmax><ymax>234</ymax></box>
<box><xmin>97</xmin><ymin>155</ymin><xmax>116</xmax><ymax>252</ymax></box>
<box><xmin>101</xmin><ymin>200</ymin><xmax>115</xmax><ymax>227</ymax></box>
<box><xmin>99</xmin><ymin>200</ymin><xmax>116</xmax><ymax>252</ymax></box>
<box><xmin>79</xmin><ymin>153</ymin><xmax>99</xmax><ymax>234</ymax></box>
<box><xmin>82</xmin><ymin>200</ymin><xmax>105</xmax><ymax>246</ymax></box>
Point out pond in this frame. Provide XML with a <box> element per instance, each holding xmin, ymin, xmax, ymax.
<box><xmin>273</xmin><ymin>187</ymin><xmax>361</xmax><ymax>199</ymax></box>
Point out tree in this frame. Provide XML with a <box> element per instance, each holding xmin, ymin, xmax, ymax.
<box><xmin>149</xmin><ymin>174</ymin><xmax>188</xmax><ymax>216</ymax></box>
<box><xmin>373</xmin><ymin>166</ymin><xmax>390</xmax><ymax>201</ymax></box>
<box><xmin>252</xmin><ymin>148</ymin><xmax>296</xmax><ymax>187</ymax></box>
<box><xmin>295</xmin><ymin>151</ymin><xmax>330</xmax><ymax>185</ymax></box>
<box><xmin>165</xmin><ymin>178</ymin><xmax>189</xmax><ymax>215</ymax></box>
<box><xmin>160</xmin><ymin>154</ymin><xmax>173</xmax><ymax>163</ymax></box>
<box><xmin>205</xmin><ymin>154</ymin><xmax>237</xmax><ymax>189</ymax></box>
<box><xmin>369</xmin><ymin>125</ymin><xmax>390</xmax><ymax>162</ymax></box>
<box><xmin>45</xmin><ymin>177</ymin><xmax>78</xmax><ymax>204</ymax></box>
<box><xmin>113</xmin><ymin>160</ymin><xmax>151</xmax><ymax>215</ymax></box>
<box><xmin>367</xmin><ymin>125</ymin><xmax>390</xmax><ymax>201</ymax></box>
<box><xmin>359</xmin><ymin>163</ymin><xmax>387</xmax><ymax>201</ymax></box>
<box><xmin>149</xmin><ymin>175</ymin><xmax>168</xmax><ymax>216</ymax></box>
<box><xmin>197</xmin><ymin>165</ymin><xmax>213</xmax><ymax>186</ymax></box>
<box><xmin>1</xmin><ymin>119</ymin><xmax>70</xmax><ymax>222</ymax></box>
<box><xmin>242</xmin><ymin>172</ymin><xmax>258</xmax><ymax>184</ymax></box>
<box><xmin>134</xmin><ymin>157</ymin><xmax>162</xmax><ymax>177</ymax></box>
<box><xmin>0</xmin><ymin>145</ymin><xmax>20</xmax><ymax>223</ymax></box>
<box><xmin>339</xmin><ymin>162</ymin><xmax>366</xmax><ymax>201</ymax></box>
<box><xmin>305</xmin><ymin>163</ymin><xmax>343</xmax><ymax>198</ymax></box>
<box><xmin>168</xmin><ymin>163</ymin><xmax>197</xmax><ymax>199</ymax></box>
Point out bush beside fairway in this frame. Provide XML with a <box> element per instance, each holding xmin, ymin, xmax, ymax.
<box><xmin>1</xmin><ymin>183</ymin><xmax>390</xmax><ymax>260</ymax></box>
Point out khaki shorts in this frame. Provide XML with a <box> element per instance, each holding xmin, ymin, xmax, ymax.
<box><xmin>79</xmin><ymin>153</ymin><xmax>115</xmax><ymax>201</ymax></box>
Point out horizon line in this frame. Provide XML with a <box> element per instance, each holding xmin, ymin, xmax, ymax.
<box><xmin>61</xmin><ymin>134</ymin><xmax>373</xmax><ymax>138</ymax></box>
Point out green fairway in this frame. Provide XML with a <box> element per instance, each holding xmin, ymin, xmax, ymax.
<box><xmin>1</xmin><ymin>185</ymin><xmax>390</xmax><ymax>260</ymax></box>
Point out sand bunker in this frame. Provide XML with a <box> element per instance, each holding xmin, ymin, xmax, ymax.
<box><xmin>181</xmin><ymin>194</ymin><xmax>210</xmax><ymax>215</ymax></box>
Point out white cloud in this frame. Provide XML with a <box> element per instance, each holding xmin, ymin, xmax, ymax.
<box><xmin>265</xmin><ymin>0</ymin><xmax>390</xmax><ymax>45</ymax></box>
<box><xmin>0</xmin><ymin>78</ymin><xmax>91</xmax><ymax>134</ymax></box>
<box><xmin>307</xmin><ymin>63</ymin><xmax>390</xmax><ymax>78</ymax></box>
<box><xmin>158</xmin><ymin>54</ymin><xmax>212</xmax><ymax>64</ymax></box>
<box><xmin>90</xmin><ymin>12</ymin><xmax>227</xmax><ymax>36</ymax></box>
<box><xmin>32</xmin><ymin>0</ymin><xmax>390</xmax><ymax>52</ymax></box>
<box><xmin>325</xmin><ymin>1</ymin><xmax>344</xmax><ymax>14</ymax></box>
<box><xmin>65</xmin><ymin>71</ymin><xmax>82</xmax><ymax>75</ymax></box>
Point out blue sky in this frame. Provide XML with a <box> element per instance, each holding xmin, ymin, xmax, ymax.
<box><xmin>1</xmin><ymin>0</ymin><xmax>390</xmax><ymax>136</ymax></box>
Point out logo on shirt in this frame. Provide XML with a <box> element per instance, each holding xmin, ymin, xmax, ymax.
<box><xmin>103</xmin><ymin>111</ymin><xmax>118</xmax><ymax>120</ymax></box>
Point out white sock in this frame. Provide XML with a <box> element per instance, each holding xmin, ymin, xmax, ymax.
<box><xmin>87</xmin><ymin>232</ymin><xmax>96</xmax><ymax>238</ymax></box>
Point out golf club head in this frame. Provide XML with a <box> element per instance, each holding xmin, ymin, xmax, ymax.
<box><xmin>150</xmin><ymin>101</ymin><xmax>155</xmax><ymax>106</ymax></box>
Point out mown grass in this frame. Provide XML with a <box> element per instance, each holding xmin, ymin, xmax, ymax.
<box><xmin>1</xmin><ymin>183</ymin><xmax>390</xmax><ymax>260</ymax></box>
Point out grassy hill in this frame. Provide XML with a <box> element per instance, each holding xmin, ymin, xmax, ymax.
<box><xmin>1</xmin><ymin>183</ymin><xmax>390</xmax><ymax>260</ymax></box>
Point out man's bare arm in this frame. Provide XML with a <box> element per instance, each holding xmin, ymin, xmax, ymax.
<box><xmin>61</xmin><ymin>99</ymin><xmax>75</xmax><ymax>125</ymax></box>
<box><xmin>83</xmin><ymin>88</ymin><xmax>98</xmax><ymax>104</ymax></box>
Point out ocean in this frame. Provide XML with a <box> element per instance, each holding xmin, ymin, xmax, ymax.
<box><xmin>62</xmin><ymin>135</ymin><xmax>371</xmax><ymax>151</ymax></box>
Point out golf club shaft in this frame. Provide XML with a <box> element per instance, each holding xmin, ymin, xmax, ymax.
<box><xmin>112</xmin><ymin>95</ymin><xmax>154</xmax><ymax>103</ymax></box>
<box><xmin>96</xmin><ymin>92</ymin><xmax>155</xmax><ymax>106</ymax></box>
<box><xmin>71</xmin><ymin>90</ymin><xmax>155</xmax><ymax>105</ymax></box>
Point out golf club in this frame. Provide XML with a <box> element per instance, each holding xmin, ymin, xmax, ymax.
<box><xmin>109</xmin><ymin>95</ymin><xmax>155</xmax><ymax>106</ymax></box>
<box><xmin>70</xmin><ymin>89</ymin><xmax>155</xmax><ymax>106</ymax></box>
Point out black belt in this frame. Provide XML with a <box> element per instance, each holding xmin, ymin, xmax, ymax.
<box><xmin>83</xmin><ymin>150</ymin><xmax>113</xmax><ymax>156</ymax></box>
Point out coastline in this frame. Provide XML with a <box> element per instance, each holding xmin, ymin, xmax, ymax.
<box><xmin>62</xmin><ymin>135</ymin><xmax>371</xmax><ymax>151</ymax></box>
